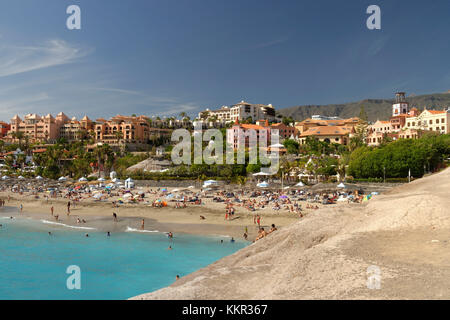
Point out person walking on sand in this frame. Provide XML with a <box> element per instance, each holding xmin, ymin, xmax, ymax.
<box><xmin>113</xmin><ymin>212</ymin><xmax>118</xmax><ymax>222</ymax></box>
<box><xmin>256</xmin><ymin>215</ymin><xmax>261</xmax><ymax>227</ymax></box>
<box><xmin>141</xmin><ymin>219</ymin><xmax>145</xmax><ymax>230</ymax></box>
<box><xmin>19</xmin><ymin>204</ymin><xmax>23</xmax><ymax>213</ymax></box>
<box><xmin>50</xmin><ymin>206</ymin><xmax>54</xmax><ymax>216</ymax></box>
<box><xmin>67</xmin><ymin>201</ymin><xmax>71</xmax><ymax>215</ymax></box>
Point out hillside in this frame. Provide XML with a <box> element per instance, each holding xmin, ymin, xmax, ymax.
<box><xmin>278</xmin><ymin>92</ymin><xmax>450</xmax><ymax>122</ymax></box>
<box><xmin>133</xmin><ymin>168</ymin><xmax>450</xmax><ymax>300</ymax></box>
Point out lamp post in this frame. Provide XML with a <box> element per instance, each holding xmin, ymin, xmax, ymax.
<box><xmin>280</xmin><ymin>165</ymin><xmax>284</xmax><ymax>191</ymax></box>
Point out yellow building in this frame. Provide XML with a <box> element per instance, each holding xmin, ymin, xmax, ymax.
<box><xmin>404</xmin><ymin>108</ymin><xmax>450</xmax><ymax>134</ymax></box>
<box><xmin>299</xmin><ymin>126</ymin><xmax>353</xmax><ymax>145</ymax></box>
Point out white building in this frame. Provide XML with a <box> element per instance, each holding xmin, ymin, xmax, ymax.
<box><xmin>198</xmin><ymin>106</ymin><xmax>232</xmax><ymax>123</ymax></box>
<box><xmin>229</xmin><ymin>101</ymin><xmax>276</xmax><ymax>123</ymax></box>
<box><xmin>404</xmin><ymin>108</ymin><xmax>450</xmax><ymax>134</ymax></box>
<box><xmin>392</xmin><ymin>92</ymin><xmax>409</xmax><ymax>116</ymax></box>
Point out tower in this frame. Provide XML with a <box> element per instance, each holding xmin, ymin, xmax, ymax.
<box><xmin>392</xmin><ymin>92</ymin><xmax>409</xmax><ymax>116</ymax></box>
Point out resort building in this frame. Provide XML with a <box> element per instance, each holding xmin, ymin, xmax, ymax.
<box><xmin>226</xmin><ymin>119</ymin><xmax>271</xmax><ymax>149</ymax></box>
<box><xmin>198</xmin><ymin>101</ymin><xmax>277</xmax><ymax>125</ymax></box>
<box><xmin>298</xmin><ymin>126</ymin><xmax>354</xmax><ymax>145</ymax></box>
<box><xmin>369</xmin><ymin>120</ymin><xmax>393</xmax><ymax>134</ymax></box>
<box><xmin>0</xmin><ymin>121</ymin><xmax>10</xmax><ymax>138</ymax></box>
<box><xmin>60</xmin><ymin>116</ymin><xmax>94</xmax><ymax>141</ymax></box>
<box><xmin>398</xmin><ymin>128</ymin><xmax>421</xmax><ymax>140</ymax></box>
<box><xmin>295</xmin><ymin>117</ymin><xmax>360</xmax><ymax>136</ymax></box>
<box><xmin>229</xmin><ymin>101</ymin><xmax>277</xmax><ymax>123</ymax></box>
<box><xmin>366</xmin><ymin>130</ymin><xmax>399</xmax><ymax>146</ymax></box>
<box><xmin>198</xmin><ymin>106</ymin><xmax>232</xmax><ymax>123</ymax></box>
<box><xmin>4</xmin><ymin>113</ymin><xmax>94</xmax><ymax>144</ymax></box>
<box><xmin>270</xmin><ymin>122</ymin><xmax>297</xmax><ymax>140</ymax></box>
<box><xmin>403</xmin><ymin>108</ymin><xmax>450</xmax><ymax>134</ymax></box>
<box><xmin>94</xmin><ymin>115</ymin><xmax>151</xmax><ymax>145</ymax></box>
<box><xmin>6</xmin><ymin>113</ymin><xmax>65</xmax><ymax>143</ymax></box>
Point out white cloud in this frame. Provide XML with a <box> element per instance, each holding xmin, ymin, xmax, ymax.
<box><xmin>0</xmin><ymin>39</ymin><xmax>90</xmax><ymax>78</ymax></box>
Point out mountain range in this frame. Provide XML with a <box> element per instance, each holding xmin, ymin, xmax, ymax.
<box><xmin>278</xmin><ymin>92</ymin><xmax>450</xmax><ymax>122</ymax></box>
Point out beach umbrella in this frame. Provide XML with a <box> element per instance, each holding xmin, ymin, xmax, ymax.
<box><xmin>253</xmin><ymin>171</ymin><xmax>270</xmax><ymax>176</ymax></box>
<box><xmin>161</xmin><ymin>188</ymin><xmax>168</xmax><ymax>192</ymax></box>
<box><xmin>188</xmin><ymin>186</ymin><xmax>194</xmax><ymax>189</ymax></box>
<box><xmin>257</xmin><ymin>181</ymin><xmax>269</xmax><ymax>188</ymax></box>
<box><xmin>1</xmin><ymin>176</ymin><xmax>9</xmax><ymax>180</ymax></box>
<box><xmin>295</xmin><ymin>182</ymin><xmax>305</xmax><ymax>187</ymax></box>
<box><xmin>36</xmin><ymin>176</ymin><xmax>43</xmax><ymax>180</ymax></box>
<box><xmin>97</xmin><ymin>177</ymin><xmax>106</xmax><ymax>182</ymax></box>
<box><xmin>283</xmin><ymin>186</ymin><xmax>290</xmax><ymax>190</ymax></box>
<box><xmin>270</xmin><ymin>143</ymin><xmax>285</xmax><ymax>148</ymax></box>
<box><xmin>123</xmin><ymin>193</ymin><xmax>132</xmax><ymax>199</ymax></box>
<box><xmin>78</xmin><ymin>177</ymin><xmax>88</xmax><ymax>182</ymax></box>
<box><xmin>58</xmin><ymin>176</ymin><xmax>67</xmax><ymax>181</ymax></box>
<box><xmin>93</xmin><ymin>193</ymin><xmax>102</xmax><ymax>199</ymax></box>
<box><xmin>280</xmin><ymin>195</ymin><xmax>288</xmax><ymax>199</ymax></box>
<box><xmin>18</xmin><ymin>176</ymin><xmax>25</xmax><ymax>180</ymax></box>
<box><xmin>337</xmin><ymin>182</ymin><xmax>346</xmax><ymax>188</ymax></box>
<box><xmin>110</xmin><ymin>171</ymin><xmax>117</xmax><ymax>180</ymax></box>
<box><xmin>172</xmin><ymin>188</ymin><xmax>180</xmax><ymax>192</ymax></box>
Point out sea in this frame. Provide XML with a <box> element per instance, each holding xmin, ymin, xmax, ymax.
<box><xmin>0</xmin><ymin>215</ymin><xmax>246</xmax><ymax>300</ymax></box>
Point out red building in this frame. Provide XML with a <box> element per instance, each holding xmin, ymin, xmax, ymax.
<box><xmin>0</xmin><ymin>121</ymin><xmax>10</xmax><ymax>138</ymax></box>
<box><xmin>270</xmin><ymin>122</ymin><xmax>297</xmax><ymax>140</ymax></box>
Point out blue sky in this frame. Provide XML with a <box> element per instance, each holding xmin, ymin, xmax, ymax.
<box><xmin>0</xmin><ymin>0</ymin><xmax>449</xmax><ymax>121</ymax></box>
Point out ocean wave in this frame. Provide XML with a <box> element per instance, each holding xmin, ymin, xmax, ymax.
<box><xmin>41</xmin><ymin>220</ymin><xmax>97</xmax><ymax>230</ymax></box>
<box><xmin>125</xmin><ymin>226</ymin><xmax>159</xmax><ymax>233</ymax></box>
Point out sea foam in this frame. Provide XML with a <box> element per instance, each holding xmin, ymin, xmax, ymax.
<box><xmin>125</xmin><ymin>226</ymin><xmax>159</xmax><ymax>233</ymax></box>
<box><xmin>41</xmin><ymin>220</ymin><xmax>97</xmax><ymax>230</ymax></box>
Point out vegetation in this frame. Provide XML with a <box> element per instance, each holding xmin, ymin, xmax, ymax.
<box><xmin>348</xmin><ymin>133</ymin><xmax>450</xmax><ymax>179</ymax></box>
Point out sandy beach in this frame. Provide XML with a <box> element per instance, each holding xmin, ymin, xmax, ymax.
<box><xmin>131</xmin><ymin>168</ymin><xmax>450</xmax><ymax>300</ymax></box>
<box><xmin>0</xmin><ymin>186</ymin><xmax>307</xmax><ymax>240</ymax></box>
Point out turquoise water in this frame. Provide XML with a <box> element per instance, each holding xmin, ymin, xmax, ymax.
<box><xmin>0</xmin><ymin>217</ymin><xmax>246</xmax><ymax>300</ymax></box>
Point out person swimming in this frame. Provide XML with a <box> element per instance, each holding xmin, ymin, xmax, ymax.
<box><xmin>230</xmin><ymin>237</ymin><xmax>235</xmax><ymax>243</ymax></box>
<box><xmin>107</xmin><ymin>231</ymin><xmax>111</xmax><ymax>237</ymax></box>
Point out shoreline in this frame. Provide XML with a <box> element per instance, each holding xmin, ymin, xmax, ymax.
<box><xmin>0</xmin><ymin>193</ymin><xmax>302</xmax><ymax>240</ymax></box>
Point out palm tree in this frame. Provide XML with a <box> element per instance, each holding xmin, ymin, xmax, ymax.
<box><xmin>114</xmin><ymin>131</ymin><xmax>124</xmax><ymax>145</ymax></box>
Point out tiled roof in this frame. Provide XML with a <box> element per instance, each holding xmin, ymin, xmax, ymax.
<box><xmin>300</xmin><ymin>126</ymin><xmax>352</xmax><ymax>137</ymax></box>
